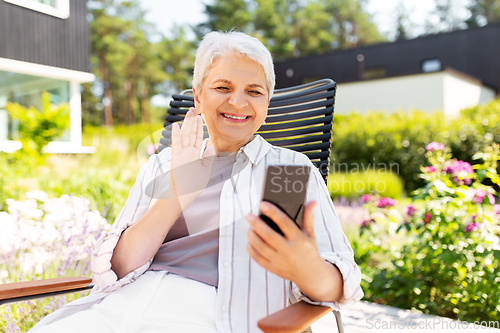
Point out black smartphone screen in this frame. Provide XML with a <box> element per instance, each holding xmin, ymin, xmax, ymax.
<box><xmin>259</xmin><ymin>165</ymin><xmax>310</xmax><ymax>236</ymax></box>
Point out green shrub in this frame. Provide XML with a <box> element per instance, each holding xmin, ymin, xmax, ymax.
<box><xmin>5</xmin><ymin>91</ymin><xmax>70</xmax><ymax>162</ymax></box>
<box><xmin>0</xmin><ymin>147</ymin><xmax>139</xmax><ymax>223</ymax></box>
<box><xmin>331</xmin><ymin>110</ymin><xmax>446</xmax><ymax>192</ymax></box>
<box><xmin>331</xmin><ymin>99</ymin><xmax>500</xmax><ymax>193</ymax></box>
<box><xmin>447</xmin><ymin>99</ymin><xmax>500</xmax><ymax>171</ymax></box>
<box><xmin>0</xmin><ymin>152</ymin><xmax>39</xmax><ymax>212</ymax></box>
<box><xmin>82</xmin><ymin>122</ymin><xmax>164</xmax><ymax>154</ymax></box>
<box><xmin>355</xmin><ymin>143</ymin><xmax>500</xmax><ymax>323</ymax></box>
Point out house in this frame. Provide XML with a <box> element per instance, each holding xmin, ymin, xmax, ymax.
<box><xmin>274</xmin><ymin>22</ymin><xmax>500</xmax><ymax>116</ymax></box>
<box><xmin>0</xmin><ymin>0</ymin><xmax>95</xmax><ymax>153</ymax></box>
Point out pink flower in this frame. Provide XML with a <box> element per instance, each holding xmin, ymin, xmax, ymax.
<box><xmin>423</xmin><ymin>211</ymin><xmax>432</xmax><ymax>225</ymax></box>
<box><xmin>465</xmin><ymin>222</ymin><xmax>480</xmax><ymax>232</ymax></box>
<box><xmin>406</xmin><ymin>205</ymin><xmax>417</xmax><ymax>217</ymax></box>
<box><xmin>494</xmin><ymin>204</ymin><xmax>500</xmax><ymax>215</ymax></box>
<box><xmin>444</xmin><ymin>160</ymin><xmax>474</xmax><ymax>186</ymax></box>
<box><xmin>473</xmin><ymin>190</ymin><xmax>496</xmax><ymax>205</ymax></box>
<box><xmin>426</xmin><ymin>142</ymin><xmax>445</xmax><ymax>151</ymax></box>
<box><xmin>362</xmin><ymin>194</ymin><xmax>372</xmax><ymax>203</ymax></box>
<box><xmin>425</xmin><ymin>166</ymin><xmax>436</xmax><ymax>173</ymax></box>
<box><xmin>377</xmin><ymin>197</ymin><xmax>397</xmax><ymax>208</ymax></box>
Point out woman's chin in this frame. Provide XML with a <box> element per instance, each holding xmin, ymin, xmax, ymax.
<box><xmin>212</xmin><ymin>132</ymin><xmax>255</xmax><ymax>151</ymax></box>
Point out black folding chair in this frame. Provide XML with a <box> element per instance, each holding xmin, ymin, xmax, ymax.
<box><xmin>160</xmin><ymin>78</ymin><xmax>344</xmax><ymax>333</ymax></box>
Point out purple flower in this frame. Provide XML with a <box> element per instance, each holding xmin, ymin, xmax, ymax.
<box><xmin>494</xmin><ymin>204</ymin><xmax>500</xmax><ymax>215</ymax></box>
<box><xmin>377</xmin><ymin>197</ymin><xmax>397</xmax><ymax>208</ymax></box>
<box><xmin>406</xmin><ymin>205</ymin><xmax>417</xmax><ymax>217</ymax></box>
<box><xmin>360</xmin><ymin>218</ymin><xmax>375</xmax><ymax>228</ymax></box>
<box><xmin>425</xmin><ymin>166</ymin><xmax>436</xmax><ymax>173</ymax></box>
<box><xmin>465</xmin><ymin>222</ymin><xmax>480</xmax><ymax>232</ymax></box>
<box><xmin>361</xmin><ymin>194</ymin><xmax>372</xmax><ymax>203</ymax></box>
<box><xmin>444</xmin><ymin>160</ymin><xmax>474</xmax><ymax>174</ymax></box>
<box><xmin>426</xmin><ymin>142</ymin><xmax>445</xmax><ymax>151</ymax></box>
<box><xmin>444</xmin><ymin>160</ymin><xmax>474</xmax><ymax>186</ymax></box>
<box><xmin>423</xmin><ymin>211</ymin><xmax>432</xmax><ymax>225</ymax></box>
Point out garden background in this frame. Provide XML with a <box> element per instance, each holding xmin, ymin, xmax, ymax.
<box><xmin>1</xmin><ymin>0</ymin><xmax>500</xmax><ymax>331</ymax></box>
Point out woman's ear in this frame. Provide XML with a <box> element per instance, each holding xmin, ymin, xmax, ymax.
<box><xmin>193</xmin><ymin>87</ymin><xmax>201</xmax><ymax>113</ymax></box>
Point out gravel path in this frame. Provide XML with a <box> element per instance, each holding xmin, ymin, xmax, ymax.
<box><xmin>311</xmin><ymin>301</ymin><xmax>500</xmax><ymax>333</ymax></box>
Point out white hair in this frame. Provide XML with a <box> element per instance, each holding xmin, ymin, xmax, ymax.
<box><xmin>192</xmin><ymin>31</ymin><xmax>275</xmax><ymax>100</ymax></box>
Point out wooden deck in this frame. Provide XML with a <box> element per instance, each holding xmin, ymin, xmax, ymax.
<box><xmin>311</xmin><ymin>301</ymin><xmax>500</xmax><ymax>333</ymax></box>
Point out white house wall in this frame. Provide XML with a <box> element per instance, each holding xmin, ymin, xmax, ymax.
<box><xmin>443</xmin><ymin>72</ymin><xmax>496</xmax><ymax>117</ymax></box>
<box><xmin>334</xmin><ymin>71</ymin><xmax>496</xmax><ymax>116</ymax></box>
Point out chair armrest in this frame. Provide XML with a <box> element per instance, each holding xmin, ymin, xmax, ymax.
<box><xmin>0</xmin><ymin>277</ymin><xmax>93</xmax><ymax>305</ymax></box>
<box><xmin>257</xmin><ymin>300</ymin><xmax>332</xmax><ymax>333</ymax></box>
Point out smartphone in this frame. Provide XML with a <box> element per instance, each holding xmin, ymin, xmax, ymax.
<box><xmin>259</xmin><ymin>165</ymin><xmax>310</xmax><ymax>236</ymax></box>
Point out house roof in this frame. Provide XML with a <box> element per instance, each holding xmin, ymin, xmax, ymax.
<box><xmin>274</xmin><ymin>22</ymin><xmax>500</xmax><ymax>92</ymax></box>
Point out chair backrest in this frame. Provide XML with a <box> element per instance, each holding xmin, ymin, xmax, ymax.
<box><xmin>160</xmin><ymin>79</ymin><xmax>336</xmax><ymax>184</ymax></box>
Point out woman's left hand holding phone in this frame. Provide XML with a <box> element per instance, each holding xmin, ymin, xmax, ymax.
<box><xmin>246</xmin><ymin>201</ymin><xmax>344</xmax><ymax>303</ymax></box>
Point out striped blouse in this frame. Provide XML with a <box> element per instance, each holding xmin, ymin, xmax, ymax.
<box><xmin>91</xmin><ymin>134</ymin><xmax>364</xmax><ymax>333</ymax></box>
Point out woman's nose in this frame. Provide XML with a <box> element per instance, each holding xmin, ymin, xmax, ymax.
<box><xmin>228</xmin><ymin>90</ymin><xmax>248</xmax><ymax>109</ymax></box>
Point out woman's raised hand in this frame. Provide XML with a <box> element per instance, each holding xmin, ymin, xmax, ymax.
<box><xmin>170</xmin><ymin>108</ymin><xmax>215</xmax><ymax>211</ymax></box>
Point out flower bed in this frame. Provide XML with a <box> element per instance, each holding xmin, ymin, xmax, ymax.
<box><xmin>353</xmin><ymin>143</ymin><xmax>500</xmax><ymax>322</ymax></box>
<box><xmin>0</xmin><ymin>192</ymin><xmax>108</xmax><ymax>332</ymax></box>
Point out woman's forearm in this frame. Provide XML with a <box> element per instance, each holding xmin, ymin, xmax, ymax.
<box><xmin>110</xmin><ymin>197</ymin><xmax>183</xmax><ymax>280</ymax></box>
<box><xmin>293</xmin><ymin>257</ymin><xmax>344</xmax><ymax>303</ymax></box>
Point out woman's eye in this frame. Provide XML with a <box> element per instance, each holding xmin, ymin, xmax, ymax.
<box><xmin>216</xmin><ymin>86</ymin><xmax>229</xmax><ymax>91</ymax></box>
<box><xmin>249</xmin><ymin>90</ymin><xmax>263</xmax><ymax>95</ymax></box>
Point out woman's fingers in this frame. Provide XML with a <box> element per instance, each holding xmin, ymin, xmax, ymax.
<box><xmin>188</xmin><ymin>108</ymin><xmax>198</xmax><ymax>147</ymax></box>
<box><xmin>180</xmin><ymin>109</ymin><xmax>195</xmax><ymax>148</ymax></box>
<box><xmin>246</xmin><ymin>212</ymin><xmax>286</xmax><ymax>251</ymax></box>
<box><xmin>247</xmin><ymin>229</ymin><xmax>277</xmax><ymax>261</ymax></box>
<box><xmin>301</xmin><ymin>201</ymin><xmax>317</xmax><ymax>238</ymax></box>
<box><xmin>178</xmin><ymin>108</ymin><xmax>204</xmax><ymax>149</ymax></box>
<box><xmin>195</xmin><ymin>113</ymin><xmax>204</xmax><ymax>149</ymax></box>
<box><xmin>259</xmin><ymin>202</ymin><xmax>301</xmax><ymax>239</ymax></box>
<box><xmin>247</xmin><ymin>241</ymin><xmax>271</xmax><ymax>270</ymax></box>
<box><xmin>171</xmin><ymin>122</ymin><xmax>181</xmax><ymax>153</ymax></box>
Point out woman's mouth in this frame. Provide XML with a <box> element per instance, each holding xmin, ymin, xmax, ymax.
<box><xmin>221</xmin><ymin>113</ymin><xmax>249</xmax><ymax>120</ymax></box>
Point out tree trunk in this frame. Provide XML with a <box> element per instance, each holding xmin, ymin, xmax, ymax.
<box><xmin>130</xmin><ymin>78</ymin><xmax>137</xmax><ymax>124</ymax></box>
<box><xmin>124</xmin><ymin>80</ymin><xmax>136</xmax><ymax>125</ymax></box>
<box><xmin>99</xmin><ymin>51</ymin><xmax>113</xmax><ymax>126</ymax></box>
<box><xmin>140</xmin><ymin>85</ymin><xmax>150</xmax><ymax>124</ymax></box>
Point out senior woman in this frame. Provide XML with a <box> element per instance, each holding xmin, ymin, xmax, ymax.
<box><xmin>30</xmin><ymin>31</ymin><xmax>363</xmax><ymax>333</ymax></box>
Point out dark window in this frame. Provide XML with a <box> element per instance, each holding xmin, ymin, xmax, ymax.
<box><xmin>363</xmin><ymin>68</ymin><xmax>386</xmax><ymax>79</ymax></box>
<box><xmin>422</xmin><ymin>59</ymin><xmax>441</xmax><ymax>73</ymax></box>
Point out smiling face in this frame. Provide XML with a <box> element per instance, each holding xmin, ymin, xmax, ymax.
<box><xmin>193</xmin><ymin>54</ymin><xmax>269</xmax><ymax>154</ymax></box>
